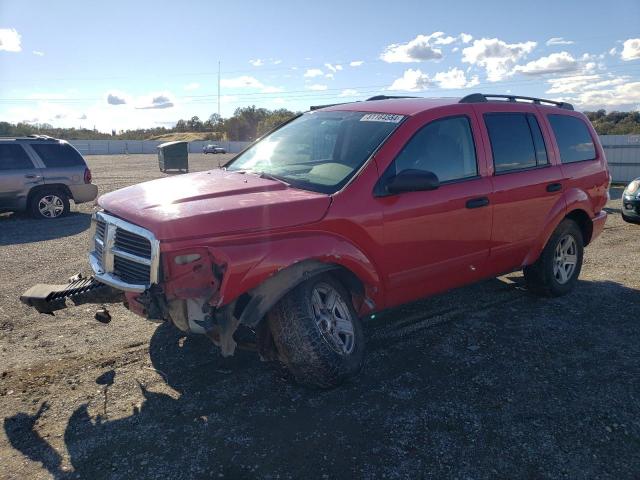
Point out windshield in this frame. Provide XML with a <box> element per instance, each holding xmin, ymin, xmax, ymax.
<box><xmin>226</xmin><ymin>111</ymin><xmax>404</xmax><ymax>193</ymax></box>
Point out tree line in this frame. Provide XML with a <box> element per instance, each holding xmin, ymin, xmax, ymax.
<box><xmin>1</xmin><ymin>107</ymin><xmax>639</xmax><ymax>141</ymax></box>
<box><xmin>0</xmin><ymin>106</ymin><xmax>299</xmax><ymax>141</ymax></box>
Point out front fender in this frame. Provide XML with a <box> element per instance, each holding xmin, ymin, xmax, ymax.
<box><xmin>213</xmin><ymin>233</ymin><xmax>383</xmax><ymax>322</ymax></box>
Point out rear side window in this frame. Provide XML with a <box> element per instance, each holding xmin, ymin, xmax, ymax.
<box><xmin>31</xmin><ymin>143</ymin><xmax>86</xmax><ymax>167</ymax></box>
<box><xmin>393</xmin><ymin>116</ymin><xmax>478</xmax><ymax>182</ymax></box>
<box><xmin>0</xmin><ymin>144</ymin><xmax>33</xmax><ymax>170</ymax></box>
<box><xmin>484</xmin><ymin>113</ymin><xmax>548</xmax><ymax>173</ymax></box>
<box><xmin>547</xmin><ymin>114</ymin><xmax>596</xmax><ymax>163</ymax></box>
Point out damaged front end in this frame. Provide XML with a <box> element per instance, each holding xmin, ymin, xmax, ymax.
<box><xmin>20</xmin><ymin>210</ymin><xmax>259</xmax><ymax>358</ymax></box>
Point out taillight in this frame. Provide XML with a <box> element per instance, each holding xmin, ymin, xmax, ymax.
<box><xmin>84</xmin><ymin>168</ymin><xmax>92</xmax><ymax>184</ymax></box>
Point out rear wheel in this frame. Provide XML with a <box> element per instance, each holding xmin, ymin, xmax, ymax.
<box><xmin>267</xmin><ymin>274</ymin><xmax>365</xmax><ymax>388</ymax></box>
<box><xmin>524</xmin><ymin>219</ymin><xmax>584</xmax><ymax>297</ymax></box>
<box><xmin>30</xmin><ymin>189</ymin><xmax>70</xmax><ymax>219</ymax></box>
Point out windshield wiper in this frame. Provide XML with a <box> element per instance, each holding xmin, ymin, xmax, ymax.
<box><xmin>257</xmin><ymin>171</ymin><xmax>290</xmax><ymax>186</ymax></box>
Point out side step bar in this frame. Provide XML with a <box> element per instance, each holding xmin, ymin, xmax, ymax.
<box><xmin>20</xmin><ymin>275</ymin><xmax>124</xmax><ymax>315</ymax></box>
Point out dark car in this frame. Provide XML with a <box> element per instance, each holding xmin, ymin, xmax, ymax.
<box><xmin>203</xmin><ymin>144</ymin><xmax>226</xmax><ymax>154</ymax></box>
<box><xmin>622</xmin><ymin>177</ymin><xmax>640</xmax><ymax>223</ymax></box>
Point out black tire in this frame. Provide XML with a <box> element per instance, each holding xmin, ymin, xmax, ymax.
<box><xmin>622</xmin><ymin>212</ymin><xmax>640</xmax><ymax>224</ymax></box>
<box><xmin>524</xmin><ymin>219</ymin><xmax>584</xmax><ymax>297</ymax></box>
<box><xmin>29</xmin><ymin>188</ymin><xmax>70</xmax><ymax>219</ymax></box>
<box><xmin>267</xmin><ymin>273</ymin><xmax>365</xmax><ymax>388</ymax></box>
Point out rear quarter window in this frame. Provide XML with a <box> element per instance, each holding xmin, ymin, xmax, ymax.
<box><xmin>31</xmin><ymin>143</ymin><xmax>86</xmax><ymax>167</ymax></box>
<box><xmin>0</xmin><ymin>144</ymin><xmax>33</xmax><ymax>170</ymax></box>
<box><xmin>547</xmin><ymin>115</ymin><xmax>596</xmax><ymax>163</ymax></box>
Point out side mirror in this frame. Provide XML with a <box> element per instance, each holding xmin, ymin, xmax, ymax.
<box><xmin>386</xmin><ymin>169</ymin><xmax>440</xmax><ymax>194</ymax></box>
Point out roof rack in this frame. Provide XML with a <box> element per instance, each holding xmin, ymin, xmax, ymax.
<box><xmin>26</xmin><ymin>134</ymin><xmax>58</xmax><ymax>140</ymax></box>
<box><xmin>309</xmin><ymin>102</ymin><xmax>352</xmax><ymax>111</ymax></box>
<box><xmin>459</xmin><ymin>93</ymin><xmax>574</xmax><ymax>110</ymax></box>
<box><xmin>366</xmin><ymin>95</ymin><xmax>419</xmax><ymax>101</ymax></box>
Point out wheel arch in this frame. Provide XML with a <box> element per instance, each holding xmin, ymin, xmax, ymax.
<box><xmin>233</xmin><ymin>258</ymin><xmax>378</xmax><ymax>329</ymax></box>
<box><xmin>27</xmin><ymin>183</ymin><xmax>73</xmax><ymax>206</ymax></box>
<box><xmin>523</xmin><ymin>187</ymin><xmax>597</xmax><ymax>266</ymax></box>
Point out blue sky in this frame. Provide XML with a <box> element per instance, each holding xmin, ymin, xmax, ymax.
<box><xmin>1</xmin><ymin>0</ymin><xmax>639</xmax><ymax>132</ymax></box>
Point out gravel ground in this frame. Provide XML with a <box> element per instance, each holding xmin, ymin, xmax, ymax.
<box><xmin>0</xmin><ymin>154</ymin><xmax>639</xmax><ymax>479</ymax></box>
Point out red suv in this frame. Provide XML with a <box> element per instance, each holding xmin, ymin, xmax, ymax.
<box><xmin>22</xmin><ymin>94</ymin><xmax>609</xmax><ymax>388</ymax></box>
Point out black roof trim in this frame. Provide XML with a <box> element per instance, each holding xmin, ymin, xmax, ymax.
<box><xmin>459</xmin><ymin>93</ymin><xmax>574</xmax><ymax>110</ymax></box>
<box><xmin>309</xmin><ymin>102</ymin><xmax>353</xmax><ymax>111</ymax></box>
<box><xmin>366</xmin><ymin>95</ymin><xmax>419</xmax><ymax>101</ymax></box>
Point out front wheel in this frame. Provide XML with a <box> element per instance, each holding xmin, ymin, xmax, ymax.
<box><xmin>524</xmin><ymin>219</ymin><xmax>584</xmax><ymax>297</ymax></box>
<box><xmin>267</xmin><ymin>274</ymin><xmax>365</xmax><ymax>388</ymax></box>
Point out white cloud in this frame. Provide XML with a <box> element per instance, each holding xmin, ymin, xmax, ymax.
<box><xmin>433</xmin><ymin>68</ymin><xmax>480</xmax><ymax>89</ymax></box>
<box><xmin>183</xmin><ymin>82</ymin><xmax>200</xmax><ymax>91</ymax></box>
<box><xmin>546</xmin><ymin>74</ymin><xmax>628</xmax><ymax>95</ymax></box>
<box><xmin>307</xmin><ymin>84</ymin><xmax>328</xmax><ymax>91</ymax></box>
<box><xmin>569</xmin><ymin>81</ymin><xmax>640</xmax><ymax>109</ymax></box>
<box><xmin>460</xmin><ymin>33</ymin><xmax>473</xmax><ymax>44</ymax></box>
<box><xmin>32</xmin><ymin>50</ymin><xmax>44</xmax><ymax>56</ymax></box>
<box><xmin>220</xmin><ymin>76</ymin><xmax>264</xmax><ymax>88</ymax></box>
<box><xmin>609</xmin><ymin>47</ymin><xmax>617</xmax><ymax>56</ymax></box>
<box><xmin>621</xmin><ymin>38</ymin><xmax>640</xmax><ymax>61</ymax></box>
<box><xmin>432</xmin><ymin>33</ymin><xmax>457</xmax><ymax>45</ymax></box>
<box><xmin>304</xmin><ymin>68</ymin><xmax>323</xmax><ymax>78</ymax></box>
<box><xmin>273</xmin><ymin>59</ymin><xmax>282</xmax><ymax>65</ymax></box>
<box><xmin>546</xmin><ymin>37</ymin><xmax>574</xmax><ymax>46</ymax></box>
<box><xmin>462</xmin><ymin>37</ymin><xmax>537</xmax><ymax>81</ymax></box>
<box><xmin>388</xmin><ymin>69</ymin><xmax>432</xmax><ymax>91</ymax></box>
<box><xmin>0</xmin><ymin>28</ymin><xmax>21</xmax><ymax>52</ymax></box>
<box><xmin>249</xmin><ymin>58</ymin><xmax>264</xmax><ymax>66</ymax></box>
<box><xmin>380</xmin><ymin>33</ymin><xmax>444</xmax><ymax>63</ymax></box>
<box><xmin>513</xmin><ymin>51</ymin><xmax>579</xmax><ymax>75</ymax></box>
<box><xmin>324</xmin><ymin>63</ymin><xmax>343</xmax><ymax>72</ymax></box>
<box><xmin>349</xmin><ymin>60</ymin><xmax>364</xmax><ymax>67</ymax></box>
<box><xmin>325</xmin><ymin>73</ymin><xmax>334</xmax><ymax>79</ymax></box>
<box><xmin>339</xmin><ymin>89</ymin><xmax>359</xmax><ymax>97</ymax></box>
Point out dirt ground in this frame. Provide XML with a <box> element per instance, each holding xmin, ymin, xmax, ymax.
<box><xmin>1</xmin><ymin>154</ymin><xmax>639</xmax><ymax>479</ymax></box>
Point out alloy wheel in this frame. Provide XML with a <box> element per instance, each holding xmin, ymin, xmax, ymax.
<box><xmin>310</xmin><ymin>282</ymin><xmax>356</xmax><ymax>355</ymax></box>
<box><xmin>553</xmin><ymin>234</ymin><xmax>577</xmax><ymax>284</ymax></box>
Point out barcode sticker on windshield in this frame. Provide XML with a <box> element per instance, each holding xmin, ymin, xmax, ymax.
<box><xmin>360</xmin><ymin>113</ymin><xmax>404</xmax><ymax>123</ymax></box>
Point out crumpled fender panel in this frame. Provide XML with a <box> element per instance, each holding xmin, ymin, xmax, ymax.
<box><xmin>162</xmin><ymin>247</ymin><xmax>223</xmax><ymax>301</ymax></box>
<box><xmin>213</xmin><ymin>233</ymin><xmax>382</xmax><ymax>312</ymax></box>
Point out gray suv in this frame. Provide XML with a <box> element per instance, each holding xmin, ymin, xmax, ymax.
<box><xmin>0</xmin><ymin>135</ymin><xmax>98</xmax><ymax>219</ymax></box>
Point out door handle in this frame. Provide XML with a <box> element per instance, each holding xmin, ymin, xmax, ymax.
<box><xmin>24</xmin><ymin>174</ymin><xmax>40</xmax><ymax>179</ymax></box>
<box><xmin>546</xmin><ymin>182</ymin><xmax>562</xmax><ymax>192</ymax></box>
<box><xmin>466</xmin><ymin>197</ymin><xmax>490</xmax><ymax>209</ymax></box>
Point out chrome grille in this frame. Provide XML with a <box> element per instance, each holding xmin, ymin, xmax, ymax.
<box><xmin>115</xmin><ymin>229</ymin><xmax>152</xmax><ymax>258</ymax></box>
<box><xmin>89</xmin><ymin>212</ymin><xmax>160</xmax><ymax>292</ymax></box>
<box><xmin>114</xmin><ymin>256</ymin><xmax>151</xmax><ymax>284</ymax></box>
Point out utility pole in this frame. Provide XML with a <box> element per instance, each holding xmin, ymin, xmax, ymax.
<box><xmin>217</xmin><ymin>60</ymin><xmax>221</xmax><ymax>119</ymax></box>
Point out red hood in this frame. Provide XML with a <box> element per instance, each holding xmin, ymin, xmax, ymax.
<box><xmin>98</xmin><ymin>170</ymin><xmax>331</xmax><ymax>241</ymax></box>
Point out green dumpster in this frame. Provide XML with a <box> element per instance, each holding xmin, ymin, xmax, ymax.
<box><xmin>157</xmin><ymin>141</ymin><xmax>188</xmax><ymax>173</ymax></box>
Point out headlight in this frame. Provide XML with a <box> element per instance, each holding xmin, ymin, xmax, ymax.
<box><xmin>626</xmin><ymin>179</ymin><xmax>640</xmax><ymax>195</ymax></box>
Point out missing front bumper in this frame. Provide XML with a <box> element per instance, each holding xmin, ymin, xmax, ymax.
<box><xmin>20</xmin><ymin>275</ymin><xmax>124</xmax><ymax>315</ymax></box>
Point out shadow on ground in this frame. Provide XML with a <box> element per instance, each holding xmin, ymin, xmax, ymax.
<box><xmin>0</xmin><ymin>213</ymin><xmax>91</xmax><ymax>246</ymax></box>
<box><xmin>4</xmin><ymin>278</ymin><xmax>640</xmax><ymax>479</ymax></box>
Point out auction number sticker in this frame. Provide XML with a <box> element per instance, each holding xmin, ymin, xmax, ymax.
<box><xmin>360</xmin><ymin>113</ymin><xmax>405</xmax><ymax>123</ymax></box>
